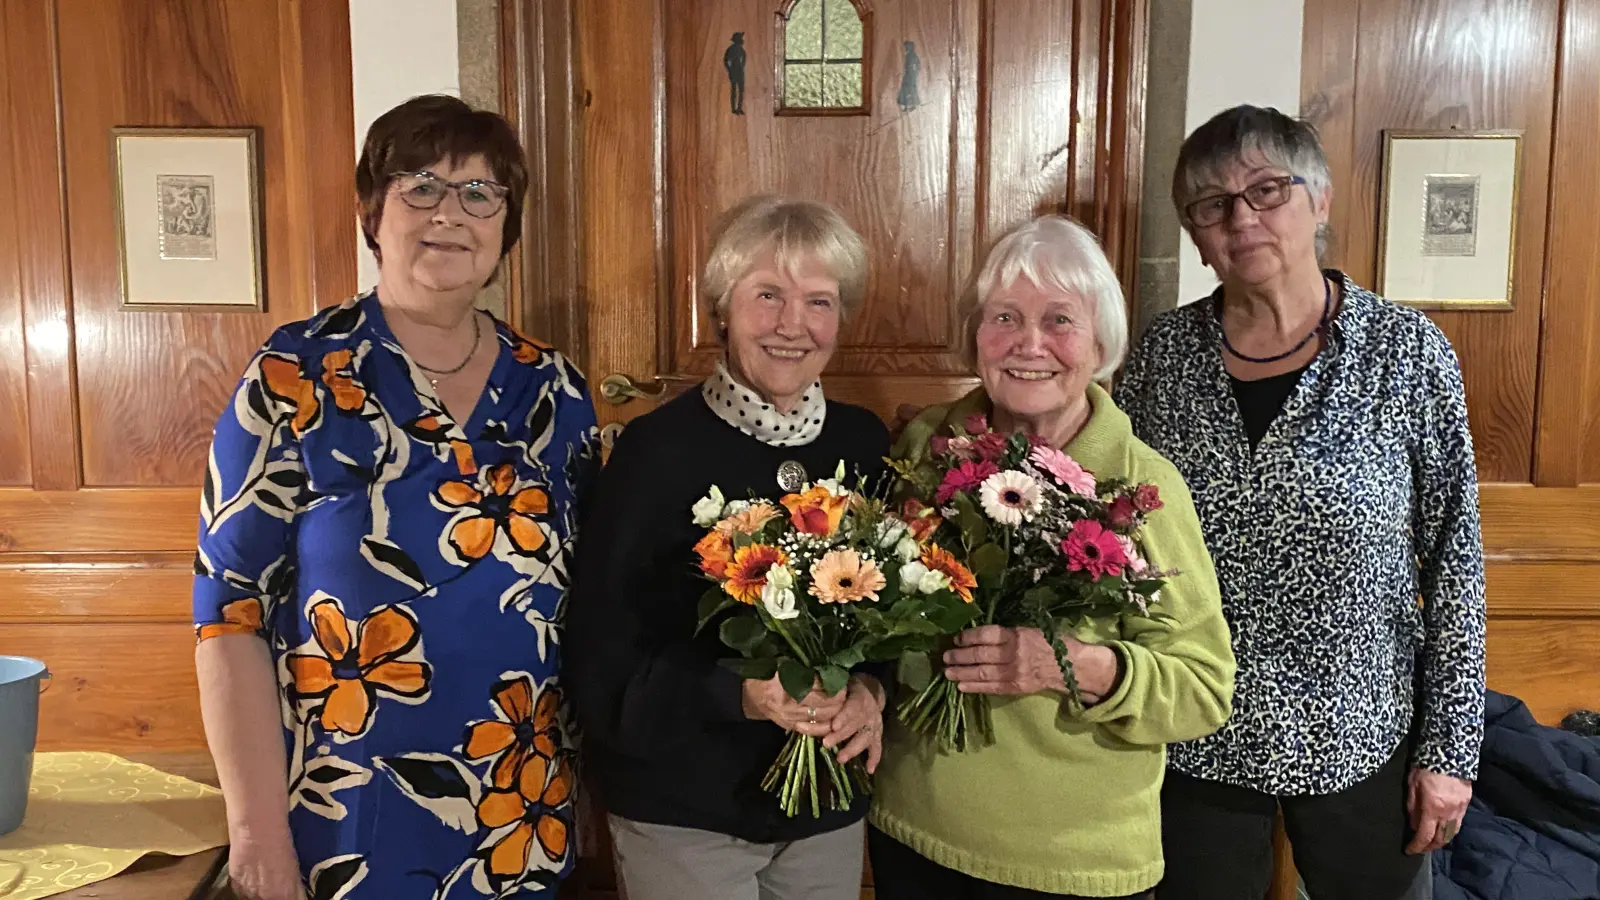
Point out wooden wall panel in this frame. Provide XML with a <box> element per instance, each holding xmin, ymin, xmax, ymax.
<box><xmin>11</xmin><ymin>623</ymin><xmax>207</xmax><ymax>752</ymax></box>
<box><xmin>55</xmin><ymin>0</ymin><xmax>355</xmax><ymax>488</ymax></box>
<box><xmin>1304</xmin><ymin>0</ymin><xmax>1558</xmax><ymax>484</ymax></box>
<box><xmin>0</xmin><ymin>0</ymin><xmax>355</xmax><ymax>754</ymax></box>
<box><xmin>2</xmin><ymin>0</ymin><xmax>79</xmax><ymax>491</ymax></box>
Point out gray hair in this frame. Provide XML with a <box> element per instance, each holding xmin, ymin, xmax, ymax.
<box><xmin>1172</xmin><ymin>105</ymin><xmax>1333</xmax><ymax>259</ymax></box>
<box><xmin>958</xmin><ymin>215</ymin><xmax>1128</xmax><ymax>381</ymax></box>
<box><xmin>701</xmin><ymin>195</ymin><xmax>869</xmax><ymax>337</ymax></box>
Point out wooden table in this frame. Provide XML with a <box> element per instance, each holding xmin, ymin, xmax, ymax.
<box><xmin>53</xmin><ymin>751</ymin><xmax>228</xmax><ymax>900</ymax></box>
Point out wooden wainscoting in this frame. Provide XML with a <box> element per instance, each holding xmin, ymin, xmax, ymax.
<box><xmin>0</xmin><ymin>0</ymin><xmax>355</xmax><ymax>752</ymax></box>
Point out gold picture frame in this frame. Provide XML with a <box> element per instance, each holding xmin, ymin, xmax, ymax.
<box><xmin>1376</xmin><ymin>129</ymin><xmax>1521</xmax><ymax>311</ymax></box>
<box><xmin>112</xmin><ymin>127</ymin><xmax>265</xmax><ymax>311</ymax></box>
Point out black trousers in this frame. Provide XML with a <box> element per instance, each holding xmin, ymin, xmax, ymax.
<box><xmin>1156</xmin><ymin>742</ymin><xmax>1429</xmax><ymax>900</ymax></box>
<box><xmin>868</xmin><ymin>826</ymin><xmax>1149</xmax><ymax>900</ymax></box>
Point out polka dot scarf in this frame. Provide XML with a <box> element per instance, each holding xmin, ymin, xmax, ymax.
<box><xmin>701</xmin><ymin>358</ymin><xmax>826</xmax><ymax>447</ymax></box>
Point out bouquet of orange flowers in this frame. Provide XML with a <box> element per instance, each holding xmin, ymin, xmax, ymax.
<box><xmin>691</xmin><ymin>463</ymin><xmax>978</xmax><ymax>816</ymax></box>
<box><xmin>889</xmin><ymin>413</ymin><xmax>1174</xmax><ymax>751</ymax></box>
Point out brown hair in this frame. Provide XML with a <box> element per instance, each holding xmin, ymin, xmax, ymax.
<box><xmin>355</xmin><ymin>94</ymin><xmax>529</xmax><ymax>262</ymax></box>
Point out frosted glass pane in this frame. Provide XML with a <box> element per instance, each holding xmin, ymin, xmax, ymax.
<box><xmin>785</xmin><ymin>63</ymin><xmax>824</xmax><ymax>107</ymax></box>
<box><xmin>823</xmin><ymin>0</ymin><xmax>863</xmax><ymax>59</ymax></box>
<box><xmin>786</xmin><ymin>0</ymin><xmax>822</xmax><ymax>60</ymax></box>
<box><xmin>821</xmin><ymin>63</ymin><xmax>862</xmax><ymax>107</ymax></box>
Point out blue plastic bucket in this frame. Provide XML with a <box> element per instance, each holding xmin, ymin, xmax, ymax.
<box><xmin>0</xmin><ymin>656</ymin><xmax>49</xmax><ymax>835</ymax></box>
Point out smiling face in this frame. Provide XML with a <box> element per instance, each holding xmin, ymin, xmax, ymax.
<box><xmin>1184</xmin><ymin>154</ymin><xmax>1329</xmax><ymax>289</ymax></box>
<box><xmin>974</xmin><ymin>278</ymin><xmax>1101</xmax><ymax>426</ymax></box>
<box><xmin>722</xmin><ymin>250</ymin><xmax>842</xmax><ymax>412</ymax></box>
<box><xmin>374</xmin><ymin>154</ymin><xmax>506</xmax><ymax>297</ymax></box>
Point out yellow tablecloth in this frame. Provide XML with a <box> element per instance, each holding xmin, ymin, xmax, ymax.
<box><xmin>0</xmin><ymin>752</ymin><xmax>227</xmax><ymax>900</ymax></box>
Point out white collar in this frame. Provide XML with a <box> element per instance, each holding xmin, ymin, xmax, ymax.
<box><xmin>702</xmin><ymin>359</ymin><xmax>826</xmax><ymax>447</ymax></box>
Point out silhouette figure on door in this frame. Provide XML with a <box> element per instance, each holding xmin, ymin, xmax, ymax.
<box><xmin>898</xmin><ymin>41</ymin><xmax>921</xmax><ymax>112</ymax></box>
<box><xmin>725</xmin><ymin>32</ymin><xmax>747</xmax><ymax>115</ymax></box>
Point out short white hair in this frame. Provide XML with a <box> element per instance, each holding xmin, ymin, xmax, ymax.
<box><xmin>701</xmin><ymin>195</ymin><xmax>869</xmax><ymax>338</ymax></box>
<box><xmin>959</xmin><ymin>215</ymin><xmax>1128</xmax><ymax>380</ymax></box>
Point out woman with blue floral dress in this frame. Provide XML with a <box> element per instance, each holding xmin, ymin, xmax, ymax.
<box><xmin>193</xmin><ymin>95</ymin><xmax>598</xmax><ymax>900</ymax></box>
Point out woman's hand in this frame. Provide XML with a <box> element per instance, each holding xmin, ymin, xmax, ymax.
<box><xmin>822</xmin><ymin>675</ymin><xmax>886</xmax><ymax>772</ymax></box>
<box><xmin>227</xmin><ymin>822</ymin><xmax>306</xmax><ymax>900</ymax></box>
<box><xmin>944</xmin><ymin>625</ymin><xmax>1119</xmax><ymax>702</ymax></box>
<box><xmin>1406</xmin><ymin>768</ymin><xmax>1472</xmax><ymax>854</ymax></box>
<box><xmin>742</xmin><ymin>675</ymin><xmax>845</xmax><ymax>736</ymax></box>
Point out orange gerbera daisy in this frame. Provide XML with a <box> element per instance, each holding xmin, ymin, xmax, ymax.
<box><xmin>463</xmin><ymin>676</ymin><xmax>562</xmax><ymax>790</ymax></box>
<box><xmin>435</xmin><ymin>464</ymin><xmax>551</xmax><ymax>561</ymax></box>
<box><xmin>781</xmin><ymin>486</ymin><xmax>849</xmax><ymax>537</ymax></box>
<box><xmin>809</xmin><ymin>549</ymin><xmax>887</xmax><ymax>604</ymax></box>
<box><xmin>920</xmin><ymin>544</ymin><xmax>978</xmax><ymax>603</ymax></box>
<box><xmin>715</xmin><ymin>503</ymin><xmax>781</xmax><ymax>537</ymax></box>
<box><xmin>476</xmin><ymin>753</ymin><xmax>573</xmax><ymax>877</ymax></box>
<box><xmin>197</xmin><ymin>597</ymin><xmax>264</xmax><ymax>642</ymax></box>
<box><xmin>724</xmin><ymin>544</ymin><xmax>789</xmax><ymax>605</ymax></box>
<box><xmin>694</xmin><ymin>530</ymin><xmax>734</xmax><ymax>579</ymax></box>
<box><xmin>287</xmin><ymin>598</ymin><xmax>432</xmax><ymax>737</ymax></box>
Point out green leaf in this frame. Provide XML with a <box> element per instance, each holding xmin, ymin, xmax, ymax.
<box><xmin>778</xmin><ymin>658</ymin><xmax>814</xmax><ymax>702</ymax></box>
<box><xmin>719</xmin><ymin>657</ymin><xmax>779</xmax><ymax>680</ymax></box>
<box><xmin>953</xmin><ymin>494</ymin><xmax>988</xmax><ymax>547</ymax></box>
<box><xmin>696</xmin><ymin>588</ymin><xmax>738</xmax><ymax>636</ymax></box>
<box><xmin>720</xmin><ymin>614</ymin><xmax>768</xmax><ymax>654</ymax></box>
<box><xmin>818</xmin><ymin>664</ymin><xmax>850</xmax><ymax>698</ymax></box>
<box><xmin>970</xmin><ymin>542</ymin><xmax>1008</xmax><ymax>578</ymax></box>
<box><xmin>828</xmin><ymin>645</ymin><xmax>866</xmax><ymax>670</ymax></box>
<box><xmin>898</xmin><ymin>649</ymin><xmax>933</xmax><ymax>692</ymax></box>
<box><xmin>865</xmin><ymin>634</ymin><xmax>937</xmax><ymax>660</ymax></box>
<box><xmin>1023</xmin><ymin>584</ymin><xmax>1060</xmax><ymax>613</ymax></box>
<box><xmin>924</xmin><ymin>593</ymin><xmax>982</xmax><ymax>633</ymax></box>
<box><xmin>1131</xmin><ymin>579</ymin><xmax>1165</xmax><ymax>597</ymax></box>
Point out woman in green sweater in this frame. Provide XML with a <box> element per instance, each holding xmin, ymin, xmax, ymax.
<box><xmin>869</xmin><ymin>215</ymin><xmax>1236</xmax><ymax>899</ymax></box>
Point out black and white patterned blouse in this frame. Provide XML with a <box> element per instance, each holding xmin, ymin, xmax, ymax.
<box><xmin>1113</xmin><ymin>271</ymin><xmax>1486</xmax><ymax>795</ymax></box>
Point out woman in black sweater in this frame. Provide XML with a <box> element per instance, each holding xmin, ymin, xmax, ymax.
<box><xmin>566</xmin><ymin>196</ymin><xmax>891</xmax><ymax>900</ymax></box>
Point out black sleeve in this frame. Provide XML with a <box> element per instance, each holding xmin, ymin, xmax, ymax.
<box><xmin>565</xmin><ymin>419</ymin><xmax>748</xmax><ymax>764</ymax></box>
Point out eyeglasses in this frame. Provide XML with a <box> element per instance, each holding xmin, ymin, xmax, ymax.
<box><xmin>1183</xmin><ymin>175</ymin><xmax>1306</xmax><ymax>228</ymax></box>
<box><xmin>390</xmin><ymin>171</ymin><xmax>509</xmax><ymax>219</ymax></box>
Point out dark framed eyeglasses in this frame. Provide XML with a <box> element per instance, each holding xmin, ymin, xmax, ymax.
<box><xmin>1184</xmin><ymin>175</ymin><xmax>1307</xmax><ymax>228</ymax></box>
<box><xmin>390</xmin><ymin>171</ymin><xmax>510</xmax><ymax>219</ymax></box>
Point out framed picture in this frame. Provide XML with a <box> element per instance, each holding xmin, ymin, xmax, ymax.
<box><xmin>112</xmin><ymin>127</ymin><xmax>264</xmax><ymax>310</ymax></box>
<box><xmin>1376</xmin><ymin>129</ymin><xmax>1522</xmax><ymax>310</ymax></box>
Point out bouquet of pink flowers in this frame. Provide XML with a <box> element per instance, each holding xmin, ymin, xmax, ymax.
<box><xmin>888</xmin><ymin>412</ymin><xmax>1174</xmax><ymax>751</ymax></box>
<box><xmin>690</xmin><ymin>464</ymin><xmax>979</xmax><ymax>816</ymax></box>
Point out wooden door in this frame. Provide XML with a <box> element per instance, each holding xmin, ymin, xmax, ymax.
<box><xmin>575</xmin><ymin>0</ymin><xmax>1148</xmax><ymax>438</ymax></box>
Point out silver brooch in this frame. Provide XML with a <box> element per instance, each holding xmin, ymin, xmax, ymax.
<box><xmin>776</xmin><ymin>460</ymin><xmax>808</xmax><ymax>493</ymax></box>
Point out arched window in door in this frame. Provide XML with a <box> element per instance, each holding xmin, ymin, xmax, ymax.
<box><xmin>777</xmin><ymin>0</ymin><xmax>871</xmax><ymax>114</ymax></box>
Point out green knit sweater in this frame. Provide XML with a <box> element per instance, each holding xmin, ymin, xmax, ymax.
<box><xmin>869</xmin><ymin>384</ymin><xmax>1236</xmax><ymax>896</ymax></box>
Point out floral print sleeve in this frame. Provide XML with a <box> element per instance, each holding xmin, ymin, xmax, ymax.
<box><xmin>193</xmin><ymin>337</ymin><xmax>314</xmax><ymax>643</ymax></box>
<box><xmin>191</xmin><ymin>293</ymin><xmax>599</xmax><ymax>900</ymax></box>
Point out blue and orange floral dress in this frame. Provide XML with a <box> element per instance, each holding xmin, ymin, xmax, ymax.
<box><xmin>192</xmin><ymin>291</ymin><xmax>598</xmax><ymax>900</ymax></box>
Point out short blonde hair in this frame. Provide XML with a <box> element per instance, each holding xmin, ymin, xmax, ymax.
<box><xmin>702</xmin><ymin>195</ymin><xmax>869</xmax><ymax>335</ymax></box>
<box><xmin>958</xmin><ymin>215</ymin><xmax>1128</xmax><ymax>380</ymax></box>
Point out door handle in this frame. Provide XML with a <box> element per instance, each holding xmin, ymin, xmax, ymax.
<box><xmin>600</xmin><ymin>422</ymin><xmax>625</xmax><ymax>451</ymax></box>
<box><xmin>598</xmin><ymin>372</ymin><xmax>668</xmax><ymax>405</ymax></box>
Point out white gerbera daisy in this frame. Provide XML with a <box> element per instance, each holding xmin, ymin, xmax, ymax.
<box><xmin>978</xmin><ymin>470</ymin><xmax>1042</xmax><ymax>525</ymax></box>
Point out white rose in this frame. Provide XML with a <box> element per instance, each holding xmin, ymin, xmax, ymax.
<box><xmin>761</xmin><ymin>583</ymin><xmax>799</xmax><ymax>620</ymax></box>
<box><xmin>766</xmin><ymin>564</ymin><xmax>796</xmax><ymax>592</ymax></box>
<box><xmin>817</xmin><ymin>460</ymin><xmax>849</xmax><ymax>496</ymax></box>
<box><xmin>691</xmin><ymin>486</ymin><xmax>727</xmax><ymax>527</ymax></box>
<box><xmin>876</xmin><ymin>519</ymin><xmax>908</xmax><ymax>549</ymax></box>
<box><xmin>916</xmin><ymin>568</ymin><xmax>953</xmax><ymax>595</ymax></box>
<box><xmin>898</xmin><ymin>561</ymin><xmax>930</xmax><ymax>589</ymax></box>
<box><xmin>724</xmin><ymin>499</ymin><xmax>751</xmax><ymax>517</ymax></box>
<box><xmin>894</xmin><ymin>535</ymin><xmax>920</xmax><ymax>562</ymax></box>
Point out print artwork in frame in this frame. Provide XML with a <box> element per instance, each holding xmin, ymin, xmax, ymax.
<box><xmin>112</xmin><ymin>127</ymin><xmax>264</xmax><ymax>310</ymax></box>
<box><xmin>1376</xmin><ymin>129</ymin><xmax>1521</xmax><ymax>311</ymax></box>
